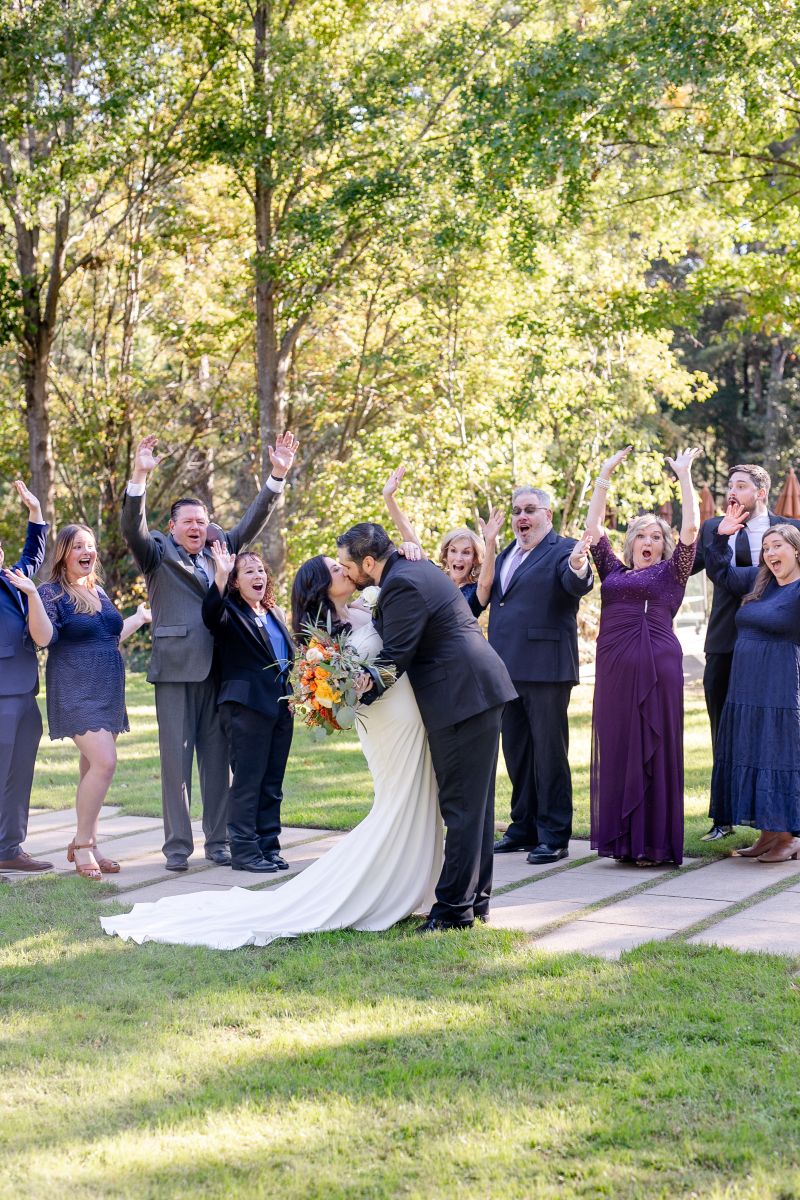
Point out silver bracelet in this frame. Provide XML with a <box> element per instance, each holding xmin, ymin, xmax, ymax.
<box><xmin>595</xmin><ymin>477</ymin><xmax>610</xmax><ymax>490</ymax></box>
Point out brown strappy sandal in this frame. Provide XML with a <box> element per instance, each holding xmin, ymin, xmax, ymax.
<box><xmin>67</xmin><ymin>838</ymin><xmax>120</xmax><ymax>874</ymax></box>
<box><xmin>67</xmin><ymin>840</ymin><xmax>103</xmax><ymax>881</ymax></box>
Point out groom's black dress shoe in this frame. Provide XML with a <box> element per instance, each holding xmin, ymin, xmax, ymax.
<box><xmin>414</xmin><ymin>917</ymin><xmax>474</xmax><ymax>934</ymax></box>
<box><xmin>165</xmin><ymin>855</ymin><xmax>188</xmax><ymax>872</ymax></box>
<box><xmin>526</xmin><ymin>844</ymin><xmax>568</xmax><ymax>865</ymax></box>
<box><xmin>493</xmin><ymin>835</ymin><xmax>530</xmax><ymax>854</ymax></box>
<box><xmin>231</xmin><ymin>857</ymin><xmax>279</xmax><ymax>873</ymax></box>
<box><xmin>264</xmin><ymin>851</ymin><xmax>289</xmax><ymax>870</ymax></box>
<box><xmin>205</xmin><ymin>847</ymin><xmax>232</xmax><ymax>866</ymax></box>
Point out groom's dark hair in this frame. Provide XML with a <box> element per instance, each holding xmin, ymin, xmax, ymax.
<box><xmin>337</xmin><ymin>522</ymin><xmax>394</xmax><ymax>565</ymax></box>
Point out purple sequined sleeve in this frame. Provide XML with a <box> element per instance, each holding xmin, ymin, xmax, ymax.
<box><xmin>590</xmin><ymin>533</ymin><xmax>625</xmax><ymax>582</ymax></box>
<box><xmin>669</xmin><ymin>538</ymin><xmax>697</xmax><ymax>589</ymax></box>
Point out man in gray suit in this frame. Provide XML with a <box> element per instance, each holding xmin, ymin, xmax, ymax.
<box><xmin>121</xmin><ymin>431</ymin><xmax>299</xmax><ymax>871</ymax></box>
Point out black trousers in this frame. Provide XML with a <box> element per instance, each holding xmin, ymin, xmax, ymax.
<box><xmin>427</xmin><ymin>703</ymin><xmax>504</xmax><ymax>925</ymax></box>
<box><xmin>703</xmin><ymin>652</ymin><xmax>733</xmax><ymax>824</ymax></box>
<box><xmin>501</xmin><ymin>681</ymin><xmax>574</xmax><ymax>848</ymax></box>
<box><xmin>219</xmin><ymin>700</ymin><xmax>294</xmax><ymax>864</ymax></box>
<box><xmin>0</xmin><ymin>693</ymin><xmax>42</xmax><ymax>859</ymax></box>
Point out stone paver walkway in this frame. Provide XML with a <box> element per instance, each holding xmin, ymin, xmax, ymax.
<box><xmin>8</xmin><ymin>809</ymin><xmax>800</xmax><ymax>959</ymax></box>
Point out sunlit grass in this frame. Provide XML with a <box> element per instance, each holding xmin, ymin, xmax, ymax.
<box><xmin>1</xmin><ymin>876</ymin><xmax>799</xmax><ymax>1198</ymax></box>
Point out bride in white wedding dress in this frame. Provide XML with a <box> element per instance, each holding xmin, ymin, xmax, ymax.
<box><xmin>101</xmin><ymin>556</ymin><xmax>443</xmax><ymax>950</ymax></box>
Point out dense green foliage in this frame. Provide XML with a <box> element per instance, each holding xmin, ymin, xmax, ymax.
<box><xmin>2</xmin><ymin>0</ymin><xmax>799</xmax><ymax>594</ymax></box>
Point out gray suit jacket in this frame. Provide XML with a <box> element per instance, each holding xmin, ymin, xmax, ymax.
<box><xmin>121</xmin><ymin>484</ymin><xmax>281</xmax><ymax>684</ymax></box>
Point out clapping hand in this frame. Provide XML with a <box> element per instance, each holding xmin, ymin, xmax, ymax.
<box><xmin>210</xmin><ymin>540</ymin><xmax>236</xmax><ymax>584</ymax></box>
<box><xmin>13</xmin><ymin>480</ymin><xmax>43</xmax><ymax>522</ymax></box>
<box><xmin>3</xmin><ymin>567</ymin><xmax>38</xmax><ymax>595</ymax></box>
<box><xmin>267</xmin><ymin>431</ymin><xmax>300</xmax><ymax>480</ymax></box>
<box><xmin>383</xmin><ymin>465</ymin><xmax>406</xmax><ymax>499</ymax></box>
<box><xmin>479</xmin><ymin>506</ymin><xmax>505</xmax><ymax>544</ymax></box>
<box><xmin>665</xmin><ymin>446</ymin><xmax>702</xmax><ymax>477</ymax></box>
<box><xmin>569</xmin><ymin>531</ymin><xmax>593</xmax><ymax>573</ymax></box>
<box><xmin>718</xmin><ymin>499</ymin><xmax>749</xmax><ymax>536</ymax></box>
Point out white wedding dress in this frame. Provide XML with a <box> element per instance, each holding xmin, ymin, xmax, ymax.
<box><xmin>100</xmin><ymin>623</ymin><xmax>443</xmax><ymax>949</ymax></box>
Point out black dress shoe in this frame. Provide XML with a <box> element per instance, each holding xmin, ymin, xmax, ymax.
<box><xmin>231</xmin><ymin>857</ymin><xmax>279</xmax><ymax>873</ymax></box>
<box><xmin>414</xmin><ymin>917</ymin><xmax>474</xmax><ymax>933</ymax></box>
<box><xmin>165</xmin><ymin>855</ymin><xmax>188</xmax><ymax>872</ymax></box>
<box><xmin>205</xmin><ymin>847</ymin><xmax>232</xmax><ymax>865</ymax></box>
<box><xmin>264</xmin><ymin>851</ymin><xmax>289</xmax><ymax>870</ymax></box>
<box><xmin>526</xmin><ymin>843</ymin><xmax>568</xmax><ymax>864</ymax></box>
<box><xmin>474</xmin><ymin>913</ymin><xmax>489</xmax><ymax>925</ymax></box>
<box><xmin>700</xmin><ymin>824</ymin><xmax>734</xmax><ymax>842</ymax></box>
<box><xmin>493</xmin><ymin>834</ymin><xmax>530</xmax><ymax>854</ymax></box>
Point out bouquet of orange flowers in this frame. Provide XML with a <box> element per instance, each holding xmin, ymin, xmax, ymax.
<box><xmin>287</xmin><ymin>623</ymin><xmax>395</xmax><ymax>736</ymax></box>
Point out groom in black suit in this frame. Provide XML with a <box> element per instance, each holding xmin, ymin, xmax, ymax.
<box><xmin>337</xmin><ymin>523</ymin><xmax>517</xmax><ymax>932</ymax></box>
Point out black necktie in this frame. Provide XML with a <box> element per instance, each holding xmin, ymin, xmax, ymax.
<box><xmin>735</xmin><ymin>528</ymin><xmax>752</xmax><ymax>567</ymax></box>
<box><xmin>189</xmin><ymin>553</ymin><xmax>209</xmax><ymax>587</ymax></box>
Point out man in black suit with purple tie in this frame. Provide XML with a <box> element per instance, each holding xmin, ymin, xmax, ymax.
<box><xmin>692</xmin><ymin>463</ymin><xmax>800</xmax><ymax>840</ymax></box>
<box><xmin>486</xmin><ymin>486</ymin><xmax>593</xmax><ymax>866</ymax></box>
<box><xmin>0</xmin><ymin>481</ymin><xmax>52</xmax><ymax>875</ymax></box>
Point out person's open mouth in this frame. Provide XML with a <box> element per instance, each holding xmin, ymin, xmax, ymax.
<box><xmin>78</xmin><ymin>555</ymin><xmax>93</xmax><ymax>569</ymax></box>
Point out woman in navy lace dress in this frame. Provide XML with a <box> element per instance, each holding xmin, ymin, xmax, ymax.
<box><xmin>12</xmin><ymin>524</ymin><xmax>150</xmax><ymax>880</ymax></box>
<box><xmin>704</xmin><ymin>506</ymin><xmax>800</xmax><ymax>862</ymax></box>
<box><xmin>582</xmin><ymin>446</ymin><xmax>700</xmax><ymax>866</ymax></box>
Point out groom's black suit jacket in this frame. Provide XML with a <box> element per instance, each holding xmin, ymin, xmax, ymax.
<box><xmin>364</xmin><ymin>553</ymin><xmax>517</xmax><ymax>731</ymax></box>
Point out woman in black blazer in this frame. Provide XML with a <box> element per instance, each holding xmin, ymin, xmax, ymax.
<box><xmin>202</xmin><ymin>543</ymin><xmax>294</xmax><ymax>873</ymax></box>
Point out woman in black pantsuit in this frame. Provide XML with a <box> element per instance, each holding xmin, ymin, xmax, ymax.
<box><xmin>202</xmin><ymin>544</ymin><xmax>294</xmax><ymax>873</ymax></box>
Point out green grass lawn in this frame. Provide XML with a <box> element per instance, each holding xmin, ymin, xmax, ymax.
<box><xmin>30</xmin><ymin>673</ymin><xmax>742</xmax><ymax>859</ymax></box>
<box><xmin>8</xmin><ymin>673</ymin><xmax>794</xmax><ymax>1198</ymax></box>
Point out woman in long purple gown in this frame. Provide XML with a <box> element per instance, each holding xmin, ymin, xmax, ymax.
<box><xmin>583</xmin><ymin>446</ymin><xmax>701</xmax><ymax>866</ymax></box>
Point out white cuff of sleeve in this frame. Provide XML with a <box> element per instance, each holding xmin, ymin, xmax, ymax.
<box><xmin>126</xmin><ymin>481</ymin><xmax>146</xmax><ymax>497</ymax></box>
<box><xmin>267</xmin><ymin>475</ymin><xmax>286</xmax><ymax>493</ymax></box>
<box><xmin>569</xmin><ymin>559</ymin><xmax>590</xmax><ymax>579</ymax></box>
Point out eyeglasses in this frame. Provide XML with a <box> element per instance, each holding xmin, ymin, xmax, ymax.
<box><xmin>512</xmin><ymin>506</ymin><xmax>548</xmax><ymax>516</ymax></box>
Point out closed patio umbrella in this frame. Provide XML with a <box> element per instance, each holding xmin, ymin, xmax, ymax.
<box><xmin>774</xmin><ymin>467</ymin><xmax>800</xmax><ymax>518</ymax></box>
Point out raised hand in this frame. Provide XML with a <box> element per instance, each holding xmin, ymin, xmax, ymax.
<box><xmin>665</xmin><ymin>446</ymin><xmax>702</xmax><ymax>477</ymax></box>
<box><xmin>383</xmin><ymin>465</ymin><xmax>406</xmax><ymax>500</ymax></box>
<box><xmin>479</xmin><ymin>506</ymin><xmax>505</xmax><ymax>544</ymax></box>
<box><xmin>210</xmin><ymin>540</ymin><xmax>236</xmax><ymax>579</ymax></box>
<box><xmin>569</xmin><ymin>531</ymin><xmax>593</xmax><ymax>573</ymax></box>
<box><xmin>3</xmin><ymin>567</ymin><xmax>37</xmax><ymax>595</ymax></box>
<box><xmin>718</xmin><ymin>499</ymin><xmax>748</xmax><ymax>536</ymax></box>
<box><xmin>268</xmin><ymin>431</ymin><xmax>300</xmax><ymax>479</ymax></box>
<box><xmin>13</xmin><ymin>480</ymin><xmax>43</xmax><ymax>521</ymax></box>
<box><xmin>134</xmin><ymin>435</ymin><xmax>166</xmax><ymax>475</ymax></box>
<box><xmin>599</xmin><ymin>446</ymin><xmax>633</xmax><ymax>478</ymax></box>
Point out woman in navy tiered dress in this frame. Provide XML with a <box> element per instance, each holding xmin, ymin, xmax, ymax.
<box><xmin>582</xmin><ymin>446</ymin><xmax>700</xmax><ymax>866</ymax></box>
<box><xmin>13</xmin><ymin>524</ymin><xmax>150</xmax><ymax>880</ymax></box>
<box><xmin>704</xmin><ymin>505</ymin><xmax>800</xmax><ymax>862</ymax></box>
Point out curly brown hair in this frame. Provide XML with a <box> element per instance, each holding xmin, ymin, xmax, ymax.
<box><xmin>229</xmin><ymin>552</ymin><xmax>276</xmax><ymax>609</ymax></box>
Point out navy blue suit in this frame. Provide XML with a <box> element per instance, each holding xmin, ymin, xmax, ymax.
<box><xmin>0</xmin><ymin>521</ymin><xmax>48</xmax><ymax>860</ymax></box>
<box><xmin>487</xmin><ymin>530</ymin><xmax>593</xmax><ymax>848</ymax></box>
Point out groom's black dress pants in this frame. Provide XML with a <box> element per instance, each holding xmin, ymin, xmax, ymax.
<box><xmin>427</xmin><ymin>703</ymin><xmax>505</xmax><ymax>925</ymax></box>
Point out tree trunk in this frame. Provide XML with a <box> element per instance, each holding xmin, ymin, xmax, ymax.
<box><xmin>22</xmin><ymin>342</ymin><xmax>56</xmax><ymax>542</ymax></box>
<box><xmin>253</xmin><ymin>0</ymin><xmax>288</xmax><ymax>582</ymax></box>
<box><xmin>764</xmin><ymin>337</ymin><xmax>788</xmax><ymax>480</ymax></box>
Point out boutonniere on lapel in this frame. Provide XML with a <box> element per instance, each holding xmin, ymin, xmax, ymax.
<box><xmin>361</xmin><ymin>585</ymin><xmax>381</xmax><ymax>616</ymax></box>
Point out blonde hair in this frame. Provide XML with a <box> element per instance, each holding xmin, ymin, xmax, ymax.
<box><xmin>622</xmin><ymin>515</ymin><xmax>675</xmax><ymax>569</ymax></box>
<box><xmin>46</xmin><ymin>524</ymin><xmax>103</xmax><ymax>615</ymax></box>
<box><xmin>742</xmin><ymin>524</ymin><xmax>800</xmax><ymax>604</ymax></box>
<box><xmin>438</xmin><ymin>527</ymin><xmax>484</xmax><ymax>583</ymax></box>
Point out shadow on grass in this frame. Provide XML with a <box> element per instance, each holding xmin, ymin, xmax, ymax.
<box><xmin>2</xmin><ymin>876</ymin><xmax>800</xmax><ymax>1198</ymax></box>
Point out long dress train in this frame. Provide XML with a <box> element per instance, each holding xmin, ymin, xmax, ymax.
<box><xmin>100</xmin><ymin>625</ymin><xmax>443</xmax><ymax>949</ymax></box>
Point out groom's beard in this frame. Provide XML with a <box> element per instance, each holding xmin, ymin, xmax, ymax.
<box><xmin>352</xmin><ymin>571</ymin><xmax>372</xmax><ymax>590</ymax></box>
